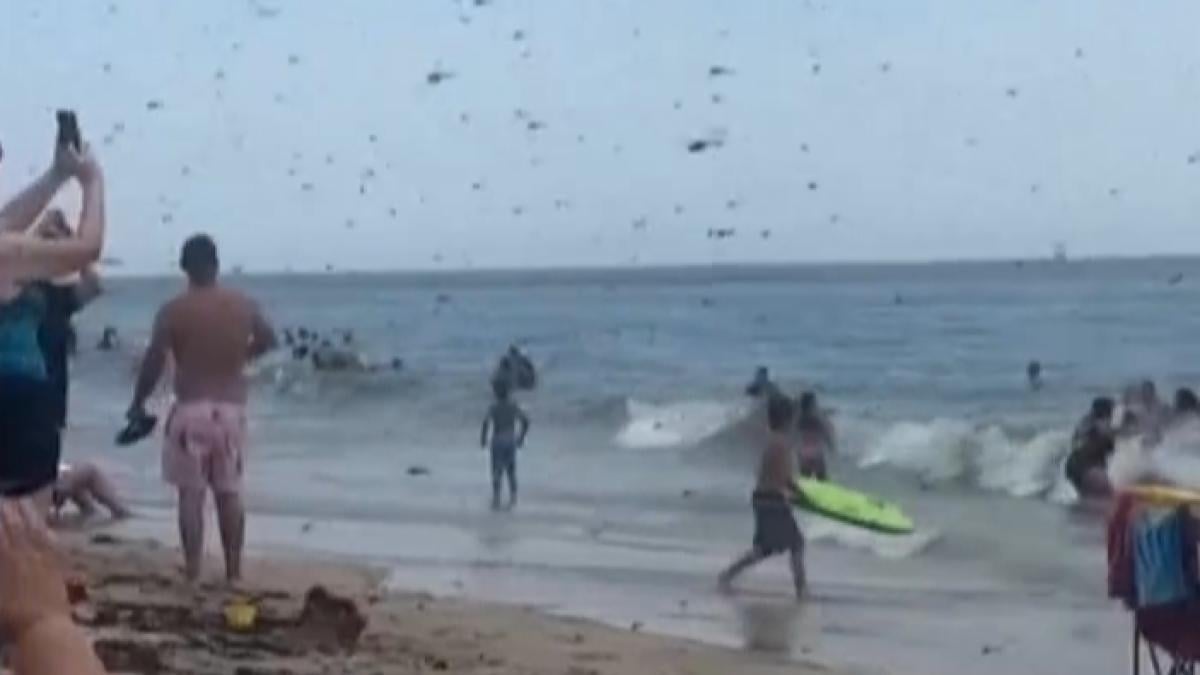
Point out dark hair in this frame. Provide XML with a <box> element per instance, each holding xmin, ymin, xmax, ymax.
<box><xmin>767</xmin><ymin>394</ymin><xmax>794</xmax><ymax>431</ymax></box>
<box><xmin>798</xmin><ymin>391</ymin><xmax>817</xmax><ymax>413</ymax></box>
<box><xmin>180</xmin><ymin>234</ymin><xmax>219</xmax><ymax>284</ymax></box>
<box><xmin>1091</xmin><ymin>397</ymin><xmax>1115</xmax><ymax>419</ymax></box>
<box><xmin>1175</xmin><ymin>388</ymin><xmax>1199</xmax><ymax>413</ymax></box>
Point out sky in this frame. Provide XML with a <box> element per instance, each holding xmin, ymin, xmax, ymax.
<box><xmin>1</xmin><ymin>0</ymin><xmax>1199</xmax><ymax>274</ymax></box>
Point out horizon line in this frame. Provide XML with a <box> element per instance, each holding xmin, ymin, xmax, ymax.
<box><xmin>100</xmin><ymin>252</ymin><xmax>1200</xmax><ymax>280</ymax></box>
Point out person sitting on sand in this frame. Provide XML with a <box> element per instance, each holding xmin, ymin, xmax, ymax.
<box><xmin>480</xmin><ymin>379</ymin><xmax>531</xmax><ymax>510</ymax></box>
<box><xmin>51</xmin><ymin>462</ymin><xmax>130</xmax><ymax>523</ymax></box>
<box><xmin>744</xmin><ymin>366</ymin><xmax>781</xmax><ymax>400</ymax></box>
<box><xmin>1064</xmin><ymin>397</ymin><xmax>1116</xmax><ymax>499</ymax></box>
<box><xmin>128</xmin><ymin>234</ymin><xmax>277</xmax><ymax>583</ymax></box>
<box><xmin>795</xmin><ymin>391</ymin><xmax>835</xmax><ymax>481</ymax></box>
<box><xmin>718</xmin><ymin>394</ymin><xmax>807</xmax><ymax>598</ymax></box>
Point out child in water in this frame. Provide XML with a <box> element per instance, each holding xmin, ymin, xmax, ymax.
<box><xmin>480</xmin><ymin>380</ymin><xmax>531</xmax><ymax>510</ymax></box>
<box><xmin>718</xmin><ymin>394</ymin><xmax>807</xmax><ymax>598</ymax></box>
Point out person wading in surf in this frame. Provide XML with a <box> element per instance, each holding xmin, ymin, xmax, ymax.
<box><xmin>480</xmin><ymin>379</ymin><xmax>530</xmax><ymax>510</ymax></box>
<box><xmin>744</xmin><ymin>365</ymin><xmax>781</xmax><ymax>400</ymax></box>
<box><xmin>1064</xmin><ymin>397</ymin><xmax>1116</xmax><ymax>499</ymax></box>
<box><xmin>718</xmin><ymin>394</ymin><xmax>807</xmax><ymax>598</ymax></box>
<box><xmin>795</xmin><ymin>391</ymin><xmax>835</xmax><ymax>481</ymax></box>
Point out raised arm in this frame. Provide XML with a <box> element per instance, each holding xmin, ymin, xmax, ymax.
<box><xmin>247</xmin><ymin>301</ymin><xmax>277</xmax><ymax>359</ymax></box>
<box><xmin>129</xmin><ymin>307</ymin><xmax>170</xmax><ymax>417</ymax></box>
<box><xmin>0</xmin><ymin>135</ymin><xmax>90</xmax><ymax>234</ymax></box>
<box><xmin>517</xmin><ymin>408</ymin><xmax>531</xmax><ymax>445</ymax></box>
<box><xmin>0</xmin><ymin>147</ymin><xmax>105</xmax><ymax>282</ymax></box>
<box><xmin>480</xmin><ymin>411</ymin><xmax>492</xmax><ymax>448</ymax></box>
<box><xmin>0</xmin><ymin>170</ymin><xmax>67</xmax><ymax>234</ymax></box>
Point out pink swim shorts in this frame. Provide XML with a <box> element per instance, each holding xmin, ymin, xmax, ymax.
<box><xmin>163</xmin><ymin>401</ymin><xmax>247</xmax><ymax>493</ymax></box>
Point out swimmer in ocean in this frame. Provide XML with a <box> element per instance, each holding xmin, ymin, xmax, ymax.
<box><xmin>97</xmin><ymin>325</ymin><xmax>119</xmax><ymax>351</ymax></box>
<box><xmin>1064</xmin><ymin>397</ymin><xmax>1116</xmax><ymax>499</ymax></box>
<box><xmin>480</xmin><ymin>379</ymin><xmax>530</xmax><ymax>510</ymax></box>
<box><xmin>745</xmin><ymin>366</ymin><xmax>781</xmax><ymax>399</ymax></box>
<box><xmin>1026</xmin><ymin>360</ymin><xmax>1042</xmax><ymax>391</ymax></box>
<box><xmin>311</xmin><ymin>341</ymin><xmax>366</xmax><ymax>371</ymax></box>
<box><xmin>493</xmin><ymin>345</ymin><xmax>536</xmax><ymax>390</ymax></box>
<box><xmin>795</xmin><ymin>391</ymin><xmax>835</xmax><ymax>481</ymax></box>
<box><xmin>1170</xmin><ymin>387</ymin><xmax>1200</xmax><ymax>429</ymax></box>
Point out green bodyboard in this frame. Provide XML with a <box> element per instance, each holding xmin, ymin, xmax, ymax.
<box><xmin>791</xmin><ymin>477</ymin><xmax>915</xmax><ymax>535</ymax></box>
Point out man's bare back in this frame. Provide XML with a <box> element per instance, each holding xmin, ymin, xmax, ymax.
<box><xmin>128</xmin><ymin>234</ymin><xmax>277</xmax><ymax>584</ymax></box>
<box><xmin>757</xmin><ymin>432</ymin><xmax>796</xmax><ymax>496</ymax></box>
<box><xmin>155</xmin><ymin>287</ymin><xmax>272</xmax><ymax>404</ymax></box>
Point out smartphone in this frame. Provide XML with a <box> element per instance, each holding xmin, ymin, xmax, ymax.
<box><xmin>55</xmin><ymin>109</ymin><xmax>81</xmax><ymax>151</ymax></box>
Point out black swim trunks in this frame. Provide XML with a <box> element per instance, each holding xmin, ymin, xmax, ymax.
<box><xmin>0</xmin><ymin>375</ymin><xmax>62</xmax><ymax>496</ymax></box>
<box><xmin>1064</xmin><ymin>451</ymin><xmax>1099</xmax><ymax>494</ymax></box>
<box><xmin>491</xmin><ymin>441</ymin><xmax>517</xmax><ymax>482</ymax></box>
<box><xmin>752</xmin><ymin>489</ymin><xmax>803</xmax><ymax>556</ymax></box>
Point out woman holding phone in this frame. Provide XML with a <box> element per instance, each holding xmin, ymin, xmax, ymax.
<box><xmin>0</xmin><ymin>120</ymin><xmax>107</xmax><ymax>511</ymax></box>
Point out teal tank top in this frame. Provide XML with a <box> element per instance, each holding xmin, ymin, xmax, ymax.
<box><xmin>0</xmin><ymin>289</ymin><xmax>47</xmax><ymax>380</ymax></box>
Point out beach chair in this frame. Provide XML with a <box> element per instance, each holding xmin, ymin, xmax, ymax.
<box><xmin>1108</xmin><ymin>489</ymin><xmax>1200</xmax><ymax>675</ymax></box>
<box><xmin>1133</xmin><ymin>605</ymin><xmax>1200</xmax><ymax>675</ymax></box>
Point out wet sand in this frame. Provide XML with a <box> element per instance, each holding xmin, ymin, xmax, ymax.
<box><xmin>65</xmin><ymin>499</ymin><xmax>1135</xmax><ymax>675</ymax></box>
<box><xmin>61</xmin><ymin>531</ymin><xmax>835</xmax><ymax>675</ymax></box>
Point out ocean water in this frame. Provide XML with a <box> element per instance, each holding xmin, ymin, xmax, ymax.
<box><xmin>69</xmin><ymin>258</ymin><xmax>1200</xmax><ymax>674</ymax></box>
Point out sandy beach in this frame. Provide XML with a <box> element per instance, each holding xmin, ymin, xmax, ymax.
<box><xmin>61</xmin><ymin>531</ymin><xmax>835</xmax><ymax>675</ymax></box>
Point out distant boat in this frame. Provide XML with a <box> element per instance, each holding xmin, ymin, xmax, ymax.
<box><xmin>1053</xmin><ymin>243</ymin><xmax>1068</xmax><ymax>263</ymax></box>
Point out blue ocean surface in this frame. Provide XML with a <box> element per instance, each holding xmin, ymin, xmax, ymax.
<box><xmin>68</xmin><ymin>258</ymin><xmax>1198</xmax><ymax>674</ymax></box>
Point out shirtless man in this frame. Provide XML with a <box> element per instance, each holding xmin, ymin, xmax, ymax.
<box><xmin>128</xmin><ymin>234</ymin><xmax>276</xmax><ymax>582</ymax></box>
<box><xmin>1064</xmin><ymin>397</ymin><xmax>1116</xmax><ymax>499</ymax></box>
<box><xmin>718</xmin><ymin>394</ymin><xmax>807</xmax><ymax>598</ymax></box>
<box><xmin>480</xmin><ymin>379</ymin><xmax>531</xmax><ymax>510</ymax></box>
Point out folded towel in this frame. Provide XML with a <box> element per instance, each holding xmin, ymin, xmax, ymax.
<box><xmin>1134</xmin><ymin>508</ymin><xmax>1196</xmax><ymax>608</ymax></box>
